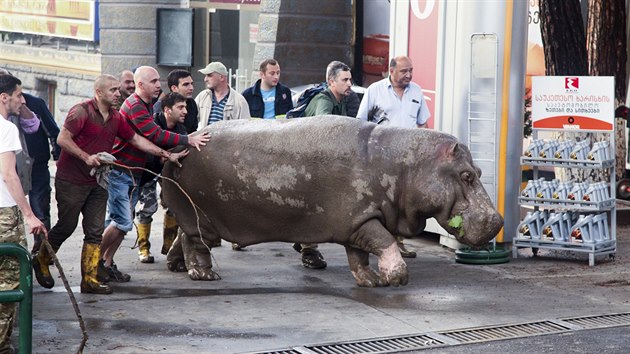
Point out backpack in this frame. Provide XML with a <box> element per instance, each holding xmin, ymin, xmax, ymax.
<box><xmin>286</xmin><ymin>83</ymin><xmax>327</xmax><ymax>118</ymax></box>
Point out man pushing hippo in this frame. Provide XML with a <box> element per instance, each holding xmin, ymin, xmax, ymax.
<box><xmin>161</xmin><ymin>116</ymin><xmax>503</xmax><ymax>287</ymax></box>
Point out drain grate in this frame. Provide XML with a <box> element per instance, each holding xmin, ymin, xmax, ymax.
<box><xmin>437</xmin><ymin>320</ymin><xmax>570</xmax><ymax>343</ymax></box>
<box><xmin>561</xmin><ymin>312</ymin><xmax>630</xmax><ymax>329</ymax></box>
<box><xmin>307</xmin><ymin>334</ymin><xmax>443</xmax><ymax>353</ymax></box>
<box><xmin>248</xmin><ymin>312</ymin><xmax>630</xmax><ymax>354</ymax></box>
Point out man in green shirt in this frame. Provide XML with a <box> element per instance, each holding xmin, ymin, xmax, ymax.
<box><xmin>304</xmin><ymin>61</ymin><xmax>353</xmax><ymax>117</ymax></box>
<box><xmin>295</xmin><ymin>61</ymin><xmax>353</xmax><ymax>270</ymax></box>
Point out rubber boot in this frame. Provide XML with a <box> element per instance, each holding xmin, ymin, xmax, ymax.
<box><xmin>162</xmin><ymin>214</ymin><xmax>178</xmax><ymax>255</ymax></box>
<box><xmin>32</xmin><ymin>242</ymin><xmax>57</xmax><ymax>289</ymax></box>
<box><xmin>137</xmin><ymin>222</ymin><xmax>154</xmax><ymax>263</ymax></box>
<box><xmin>80</xmin><ymin>243</ymin><xmax>113</xmax><ymax>294</ymax></box>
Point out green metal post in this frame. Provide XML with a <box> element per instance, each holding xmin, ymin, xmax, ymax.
<box><xmin>0</xmin><ymin>243</ymin><xmax>32</xmax><ymax>354</ymax></box>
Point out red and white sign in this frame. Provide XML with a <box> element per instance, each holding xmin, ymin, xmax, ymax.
<box><xmin>408</xmin><ymin>0</ymin><xmax>439</xmax><ymax>129</ymax></box>
<box><xmin>531</xmin><ymin>76</ymin><xmax>614</xmax><ymax>131</ymax></box>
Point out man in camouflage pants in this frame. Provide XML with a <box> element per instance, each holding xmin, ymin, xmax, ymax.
<box><xmin>0</xmin><ymin>74</ymin><xmax>47</xmax><ymax>353</ymax></box>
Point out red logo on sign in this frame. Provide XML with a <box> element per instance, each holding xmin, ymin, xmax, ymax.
<box><xmin>565</xmin><ymin>77</ymin><xmax>579</xmax><ymax>90</ymax></box>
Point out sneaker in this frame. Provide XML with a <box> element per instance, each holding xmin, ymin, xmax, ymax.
<box><xmin>97</xmin><ymin>259</ymin><xmax>111</xmax><ymax>283</ymax></box>
<box><xmin>301</xmin><ymin>249</ymin><xmax>327</xmax><ymax>269</ymax></box>
<box><xmin>106</xmin><ymin>263</ymin><xmax>131</xmax><ymax>282</ymax></box>
<box><xmin>397</xmin><ymin>241</ymin><xmax>417</xmax><ymax>258</ymax></box>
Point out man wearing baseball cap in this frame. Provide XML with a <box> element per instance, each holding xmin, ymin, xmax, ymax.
<box><xmin>167</xmin><ymin>62</ymin><xmax>251</xmax><ymax>277</ymax></box>
<box><xmin>194</xmin><ymin>61</ymin><xmax>250</xmax><ymax>129</ymax></box>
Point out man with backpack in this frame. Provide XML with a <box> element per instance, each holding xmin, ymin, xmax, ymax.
<box><xmin>288</xmin><ymin>61</ymin><xmax>354</xmax><ymax>270</ymax></box>
<box><xmin>304</xmin><ymin>61</ymin><xmax>353</xmax><ymax>117</ymax></box>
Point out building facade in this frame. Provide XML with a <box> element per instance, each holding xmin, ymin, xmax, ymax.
<box><xmin>0</xmin><ymin>0</ymin><xmax>355</xmax><ymax>123</ymax></box>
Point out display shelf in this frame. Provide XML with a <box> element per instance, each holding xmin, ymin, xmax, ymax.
<box><xmin>520</xmin><ymin>157</ymin><xmax>614</xmax><ymax>169</ymax></box>
<box><xmin>513</xmin><ymin>129</ymin><xmax>616</xmax><ymax>266</ymax></box>
<box><xmin>518</xmin><ymin>197</ymin><xmax>615</xmax><ymax>211</ymax></box>
<box><xmin>512</xmin><ymin>236</ymin><xmax>616</xmax><ymax>266</ymax></box>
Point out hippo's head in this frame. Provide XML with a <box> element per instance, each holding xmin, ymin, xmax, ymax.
<box><xmin>411</xmin><ymin>141</ymin><xmax>503</xmax><ymax>247</ymax></box>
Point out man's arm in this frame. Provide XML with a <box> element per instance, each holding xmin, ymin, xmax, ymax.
<box><xmin>0</xmin><ymin>151</ymin><xmax>46</xmax><ymax>236</ymax></box>
<box><xmin>128</xmin><ymin>133</ymin><xmax>189</xmax><ymax>166</ymax></box>
<box><xmin>126</xmin><ymin>104</ymin><xmax>208</xmax><ymax>151</ymax></box>
<box><xmin>57</xmin><ymin>127</ymin><xmax>102</xmax><ymax>167</ymax></box>
<box><xmin>356</xmin><ymin>89</ymin><xmax>371</xmax><ymax>120</ymax></box>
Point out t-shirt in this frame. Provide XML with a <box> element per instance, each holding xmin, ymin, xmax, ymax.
<box><xmin>0</xmin><ymin>116</ymin><xmax>22</xmax><ymax>207</ymax></box>
<box><xmin>261</xmin><ymin>87</ymin><xmax>276</xmax><ymax>119</ymax></box>
<box><xmin>55</xmin><ymin>99</ymin><xmax>136</xmax><ymax>185</ymax></box>
<box><xmin>209</xmin><ymin>90</ymin><xmax>229</xmax><ymax>124</ymax></box>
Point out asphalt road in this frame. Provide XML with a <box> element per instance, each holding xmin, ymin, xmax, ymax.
<box><xmin>13</xmin><ymin>170</ymin><xmax>630</xmax><ymax>353</ymax></box>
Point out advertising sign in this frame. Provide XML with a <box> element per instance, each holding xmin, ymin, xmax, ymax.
<box><xmin>407</xmin><ymin>0</ymin><xmax>439</xmax><ymax>129</ymax></box>
<box><xmin>531</xmin><ymin>76</ymin><xmax>615</xmax><ymax>131</ymax></box>
<box><xmin>0</xmin><ymin>0</ymin><xmax>98</xmax><ymax>41</ymax></box>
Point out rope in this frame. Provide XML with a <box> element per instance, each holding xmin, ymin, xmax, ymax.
<box><xmin>36</xmin><ymin>155</ymin><xmax>217</xmax><ymax>353</ymax></box>
<box><xmin>104</xmin><ymin>159</ymin><xmax>219</xmax><ymax>259</ymax></box>
<box><xmin>40</xmin><ymin>239</ymin><xmax>88</xmax><ymax>354</ymax></box>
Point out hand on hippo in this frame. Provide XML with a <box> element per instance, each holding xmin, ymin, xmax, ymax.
<box><xmin>165</xmin><ymin>149</ymin><xmax>190</xmax><ymax>167</ymax></box>
<box><xmin>188</xmin><ymin>131</ymin><xmax>210</xmax><ymax>151</ymax></box>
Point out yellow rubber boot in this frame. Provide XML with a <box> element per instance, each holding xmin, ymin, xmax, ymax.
<box><xmin>80</xmin><ymin>243</ymin><xmax>113</xmax><ymax>294</ymax></box>
<box><xmin>137</xmin><ymin>222</ymin><xmax>154</xmax><ymax>263</ymax></box>
<box><xmin>32</xmin><ymin>243</ymin><xmax>56</xmax><ymax>289</ymax></box>
<box><xmin>162</xmin><ymin>214</ymin><xmax>178</xmax><ymax>255</ymax></box>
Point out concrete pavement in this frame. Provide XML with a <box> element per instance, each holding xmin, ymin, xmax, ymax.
<box><xmin>22</xmin><ymin>202</ymin><xmax>630</xmax><ymax>353</ymax></box>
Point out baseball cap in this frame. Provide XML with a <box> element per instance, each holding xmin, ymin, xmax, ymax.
<box><xmin>199</xmin><ymin>62</ymin><xmax>228</xmax><ymax>76</ymax></box>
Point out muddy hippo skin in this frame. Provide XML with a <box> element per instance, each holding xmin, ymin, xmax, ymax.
<box><xmin>161</xmin><ymin>116</ymin><xmax>503</xmax><ymax>287</ymax></box>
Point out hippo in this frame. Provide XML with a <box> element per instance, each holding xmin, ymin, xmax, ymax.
<box><xmin>161</xmin><ymin>116</ymin><xmax>503</xmax><ymax>287</ymax></box>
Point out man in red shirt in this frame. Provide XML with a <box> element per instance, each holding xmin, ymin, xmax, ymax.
<box><xmin>32</xmin><ymin>74</ymin><xmax>188</xmax><ymax>294</ymax></box>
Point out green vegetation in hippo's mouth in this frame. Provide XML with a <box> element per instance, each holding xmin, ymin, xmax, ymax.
<box><xmin>447</xmin><ymin>215</ymin><xmax>465</xmax><ymax>236</ymax></box>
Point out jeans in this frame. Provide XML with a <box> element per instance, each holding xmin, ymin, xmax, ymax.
<box><xmin>106</xmin><ymin>170</ymin><xmax>141</xmax><ymax>233</ymax></box>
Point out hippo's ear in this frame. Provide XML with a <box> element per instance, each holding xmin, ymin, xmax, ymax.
<box><xmin>445</xmin><ymin>142</ymin><xmax>460</xmax><ymax>159</ymax></box>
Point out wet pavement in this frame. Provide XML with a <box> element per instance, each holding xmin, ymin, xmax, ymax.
<box><xmin>15</xmin><ymin>169</ymin><xmax>630</xmax><ymax>353</ymax></box>
<box><xmin>23</xmin><ymin>208</ymin><xmax>630</xmax><ymax>353</ymax></box>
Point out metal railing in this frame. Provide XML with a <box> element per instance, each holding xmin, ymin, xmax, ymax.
<box><xmin>0</xmin><ymin>243</ymin><xmax>32</xmax><ymax>354</ymax></box>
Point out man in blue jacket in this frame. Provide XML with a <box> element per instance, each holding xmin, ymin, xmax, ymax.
<box><xmin>242</xmin><ymin>59</ymin><xmax>293</xmax><ymax>119</ymax></box>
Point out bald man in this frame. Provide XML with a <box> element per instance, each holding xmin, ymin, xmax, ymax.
<box><xmin>99</xmin><ymin>66</ymin><xmax>209</xmax><ymax>281</ymax></box>
<box><xmin>32</xmin><ymin>74</ymin><xmax>190</xmax><ymax>295</ymax></box>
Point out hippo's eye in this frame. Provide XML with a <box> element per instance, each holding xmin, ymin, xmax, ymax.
<box><xmin>461</xmin><ymin>171</ymin><xmax>474</xmax><ymax>184</ymax></box>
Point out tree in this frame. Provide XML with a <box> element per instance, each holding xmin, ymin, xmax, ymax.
<box><xmin>539</xmin><ymin>0</ymin><xmax>627</xmax><ymax>181</ymax></box>
<box><xmin>539</xmin><ymin>0</ymin><xmax>588</xmax><ymax>76</ymax></box>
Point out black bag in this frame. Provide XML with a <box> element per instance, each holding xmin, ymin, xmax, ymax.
<box><xmin>9</xmin><ymin>116</ymin><xmax>33</xmax><ymax>194</ymax></box>
<box><xmin>286</xmin><ymin>83</ymin><xmax>327</xmax><ymax>118</ymax></box>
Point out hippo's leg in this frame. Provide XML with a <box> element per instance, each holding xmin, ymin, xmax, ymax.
<box><xmin>345</xmin><ymin>246</ymin><xmax>387</xmax><ymax>287</ymax></box>
<box><xmin>166</xmin><ymin>229</ymin><xmax>187</xmax><ymax>272</ymax></box>
<box><xmin>352</xmin><ymin>219</ymin><xmax>408</xmax><ymax>287</ymax></box>
<box><xmin>180</xmin><ymin>231</ymin><xmax>221</xmax><ymax>281</ymax></box>
<box><xmin>377</xmin><ymin>242</ymin><xmax>408</xmax><ymax>287</ymax></box>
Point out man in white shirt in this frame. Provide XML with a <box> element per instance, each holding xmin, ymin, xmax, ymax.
<box><xmin>357</xmin><ymin>56</ymin><xmax>430</xmax><ymax>128</ymax></box>
<box><xmin>0</xmin><ymin>74</ymin><xmax>47</xmax><ymax>354</ymax></box>
<box><xmin>356</xmin><ymin>56</ymin><xmax>431</xmax><ymax>258</ymax></box>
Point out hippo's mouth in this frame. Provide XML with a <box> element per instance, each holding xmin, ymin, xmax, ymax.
<box><xmin>446</xmin><ymin>215</ymin><xmax>465</xmax><ymax>237</ymax></box>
